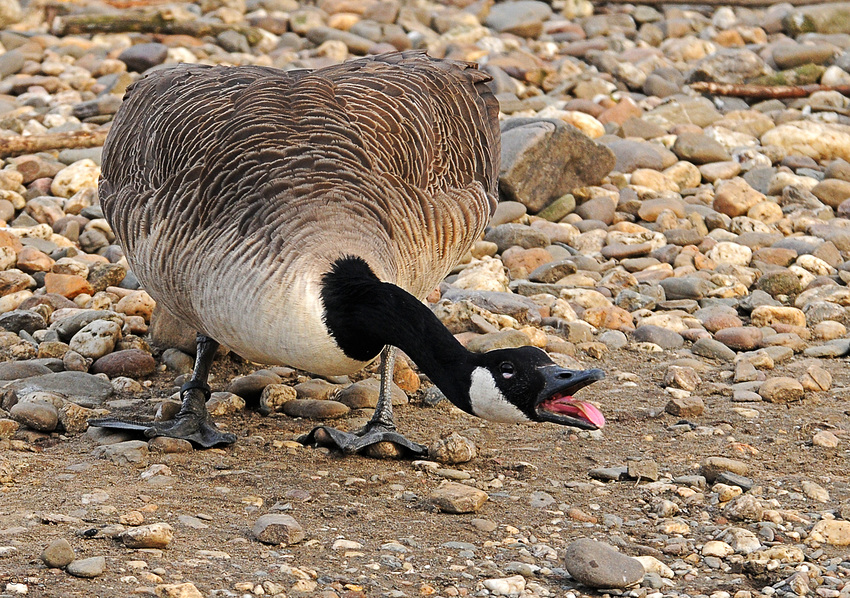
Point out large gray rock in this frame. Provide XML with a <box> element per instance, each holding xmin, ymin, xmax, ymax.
<box><xmin>499</xmin><ymin>118</ymin><xmax>614</xmax><ymax>213</ymax></box>
<box><xmin>5</xmin><ymin>371</ymin><xmax>113</xmax><ymax>408</ymax></box>
<box><xmin>563</xmin><ymin>538</ymin><xmax>644</xmax><ymax>588</ymax></box>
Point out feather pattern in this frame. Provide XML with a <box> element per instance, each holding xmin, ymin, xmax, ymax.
<box><xmin>100</xmin><ymin>51</ymin><xmax>500</xmax><ymax>373</ymax></box>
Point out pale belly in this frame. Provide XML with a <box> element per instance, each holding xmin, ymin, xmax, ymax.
<box><xmin>131</xmin><ymin>224</ymin><xmax>384</xmax><ymax>376</ymax></box>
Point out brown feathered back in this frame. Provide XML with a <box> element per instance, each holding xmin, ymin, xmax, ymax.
<box><xmin>100</xmin><ymin>51</ymin><xmax>500</xmax><ymax>369</ymax></box>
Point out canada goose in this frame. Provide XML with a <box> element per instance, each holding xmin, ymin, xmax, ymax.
<box><xmin>91</xmin><ymin>51</ymin><xmax>605</xmax><ymax>455</ymax></box>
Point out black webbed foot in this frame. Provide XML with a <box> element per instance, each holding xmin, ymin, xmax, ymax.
<box><xmin>88</xmin><ymin>382</ymin><xmax>236</xmax><ymax>448</ymax></box>
<box><xmin>299</xmin><ymin>423</ymin><xmax>427</xmax><ymax>458</ymax></box>
<box><xmin>88</xmin><ymin>415</ymin><xmax>236</xmax><ymax>448</ymax></box>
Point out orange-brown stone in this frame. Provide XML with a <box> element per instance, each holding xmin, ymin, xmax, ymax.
<box><xmin>502</xmin><ymin>247</ymin><xmax>552</xmax><ymax>280</ymax></box>
<box><xmin>582</xmin><ymin>305</ymin><xmax>635</xmax><ymax>332</ymax></box>
<box><xmin>16</xmin><ymin>246</ymin><xmax>53</xmax><ymax>273</ymax></box>
<box><xmin>0</xmin><ymin>231</ymin><xmax>22</xmax><ymax>253</ymax></box>
<box><xmin>43</xmin><ymin>272</ymin><xmax>94</xmax><ymax>299</ymax></box>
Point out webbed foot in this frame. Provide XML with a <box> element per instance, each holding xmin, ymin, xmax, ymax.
<box><xmin>88</xmin><ymin>381</ymin><xmax>236</xmax><ymax>448</ymax></box>
<box><xmin>299</xmin><ymin>423</ymin><xmax>427</xmax><ymax>458</ymax></box>
<box><xmin>88</xmin><ymin>415</ymin><xmax>236</xmax><ymax>448</ymax></box>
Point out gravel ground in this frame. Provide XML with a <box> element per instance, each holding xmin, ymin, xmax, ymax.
<box><xmin>0</xmin><ymin>0</ymin><xmax>848</xmax><ymax>596</ymax></box>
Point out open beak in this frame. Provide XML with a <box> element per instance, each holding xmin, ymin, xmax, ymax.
<box><xmin>535</xmin><ymin>367</ymin><xmax>605</xmax><ymax>429</ymax></box>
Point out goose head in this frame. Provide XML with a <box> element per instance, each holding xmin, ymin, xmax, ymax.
<box><xmin>464</xmin><ymin>346</ymin><xmax>605</xmax><ymax>429</ymax></box>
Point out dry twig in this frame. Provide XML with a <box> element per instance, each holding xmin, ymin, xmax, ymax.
<box><xmin>690</xmin><ymin>81</ymin><xmax>850</xmax><ymax>99</ymax></box>
<box><xmin>0</xmin><ymin>129</ymin><xmax>108</xmax><ymax>158</ymax></box>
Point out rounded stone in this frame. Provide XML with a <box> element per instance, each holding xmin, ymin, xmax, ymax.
<box><xmin>701</xmin><ymin>313</ymin><xmax>743</xmax><ymax>333</ymax></box>
<box><xmin>227</xmin><ymin>371</ymin><xmax>282</xmax><ymax>402</ymax></box>
<box><xmin>335</xmin><ymin>378</ymin><xmax>406</xmax><ymax>410</ymax></box>
<box><xmin>490</xmin><ymin>201</ymin><xmax>527</xmax><ymax>226</ymax></box>
<box><xmin>754</xmin><ymin>270</ymin><xmax>802</xmax><ymax>297</ymax></box>
<box><xmin>713</xmin><ymin>177</ymin><xmax>765</xmax><ymax>217</ymax></box>
<box><xmin>148</xmin><ymin>436</ymin><xmax>194</xmax><ymax>453</ymax></box>
<box><xmin>0</xmin><ymin>309</ymin><xmax>46</xmax><ymax>334</ymax></box>
<box><xmin>714</xmin><ymin>327</ymin><xmax>763</xmax><ymax>351</ymax></box>
<box><xmin>41</xmin><ymin>538</ymin><xmax>75</xmax><ymax>568</ymax></box>
<box><xmin>66</xmin><ymin>556</ymin><xmax>106</xmax><ymax>578</ymax></box>
<box><xmin>759</xmin><ymin>377</ymin><xmax>805</xmax><ymax>403</ymax></box>
<box><xmin>91</xmin><ymin>349</ymin><xmax>155</xmax><ymax>378</ymax></box>
<box><xmin>693</xmin><ymin>337</ymin><xmax>737</xmax><ymax>361</ymax></box>
<box><xmin>750</xmin><ymin>305</ymin><xmax>806</xmax><ymax>328</ymax></box>
<box><xmin>563</xmin><ymin>538</ymin><xmax>645</xmax><ymax>589</ymax></box>
<box><xmin>59</xmin><ymin>401</ymin><xmax>94</xmax><ymax>435</ymax></box>
<box><xmin>68</xmin><ymin>319</ymin><xmax>121</xmax><ymax>359</ymax></box>
<box><xmin>282</xmin><ymin>399</ymin><xmax>350</xmax><ymax>419</ymax></box>
<box><xmin>10</xmin><ymin>400</ymin><xmax>58</xmax><ymax>431</ymax></box>
<box><xmin>428</xmin><ymin>433</ymin><xmax>477</xmax><ymax>465</ymax></box>
<box><xmin>484</xmin><ymin>223</ymin><xmax>550</xmax><ymax>252</ymax></box>
<box><xmin>631</xmin><ymin>325</ymin><xmax>684</xmax><ymax>350</ymax></box>
<box><xmin>658</xmin><ymin>277</ymin><xmax>712</xmax><ymax>300</ymax></box>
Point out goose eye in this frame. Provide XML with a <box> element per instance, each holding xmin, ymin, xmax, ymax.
<box><xmin>499</xmin><ymin>362</ymin><xmax>515</xmax><ymax>379</ymax></box>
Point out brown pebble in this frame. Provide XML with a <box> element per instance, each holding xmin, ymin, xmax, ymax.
<box><xmin>665</xmin><ymin>396</ymin><xmax>705</xmax><ymax>417</ymax></box>
<box><xmin>148</xmin><ymin>436</ymin><xmax>194</xmax><ymax>453</ymax></box>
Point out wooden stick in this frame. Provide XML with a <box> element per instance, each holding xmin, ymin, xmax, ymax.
<box><xmin>0</xmin><ymin>129</ymin><xmax>108</xmax><ymax>158</ymax></box>
<box><xmin>51</xmin><ymin>11</ymin><xmax>264</xmax><ymax>44</ymax></box>
<box><xmin>690</xmin><ymin>81</ymin><xmax>850</xmax><ymax>99</ymax></box>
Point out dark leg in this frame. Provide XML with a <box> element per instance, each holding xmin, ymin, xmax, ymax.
<box><xmin>89</xmin><ymin>334</ymin><xmax>236</xmax><ymax>448</ymax></box>
<box><xmin>299</xmin><ymin>346</ymin><xmax>427</xmax><ymax>458</ymax></box>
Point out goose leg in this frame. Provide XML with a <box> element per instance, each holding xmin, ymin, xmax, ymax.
<box><xmin>299</xmin><ymin>346</ymin><xmax>427</xmax><ymax>457</ymax></box>
<box><xmin>89</xmin><ymin>334</ymin><xmax>237</xmax><ymax>448</ymax></box>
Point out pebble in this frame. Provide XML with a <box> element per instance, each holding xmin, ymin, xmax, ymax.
<box><xmin>66</xmin><ymin>556</ymin><xmax>106</xmax><ymax>578</ymax></box>
<box><xmin>428</xmin><ymin>481</ymin><xmax>488</xmax><ymax>514</ymax></box>
<box><xmin>9</xmin><ymin>400</ymin><xmax>58</xmax><ymax>431</ymax></box>
<box><xmin>563</xmin><ymin>538</ymin><xmax>645</xmax><ymax>588</ymax></box>
<box><xmin>91</xmin><ymin>349</ymin><xmax>155</xmax><ymax>378</ymax></box>
<box><xmin>120</xmin><ymin>523</ymin><xmax>173</xmax><ymax>548</ymax></box>
<box><xmin>759</xmin><ymin>377</ymin><xmax>805</xmax><ymax>403</ymax></box>
<box><xmin>428</xmin><ymin>433</ymin><xmax>477</xmax><ymax>464</ymax></box>
<box><xmin>7</xmin><ymin>371</ymin><xmax>113</xmax><ymax>408</ymax></box>
<box><xmin>701</xmin><ymin>457</ymin><xmax>749</xmax><ymax>483</ymax></box>
<box><xmin>40</xmin><ymin>538</ymin><xmax>75</xmax><ymax>568</ymax></box>
<box><xmin>251</xmin><ymin>514</ymin><xmax>305</xmax><ymax>545</ymax></box>
<box><xmin>154</xmin><ymin>583</ymin><xmax>204</xmax><ymax>598</ymax></box>
<box><xmin>483</xmin><ymin>575</ymin><xmax>526</xmax><ymax>595</ymax></box>
<box><xmin>808</xmin><ymin>520</ymin><xmax>850</xmax><ymax>545</ymax></box>
<box><xmin>724</xmin><ymin>494</ymin><xmax>764</xmax><ymax>522</ymax></box>
<box><xmin>92</xmin><ymin>440</ymin><xmax>148</xmax><ymax>464</ymax></box>
<box><xmin>665</xmin><ymin>396</ymin><xmax>705</xmax><ymax>417</ymax></box>
<box><xmin>281</xmin><ymin>398</ymin><xmax>350</xmax><ymax>419</ymax></box>
<box><xmin>335</xmin><ymin>377</ymin><xmax>407</xmax><ymax>409</ymax></box>
<box><xmin>813</xmin><ymin>430</ymin><xmax>840</xmax><ymax>448</ymax></box>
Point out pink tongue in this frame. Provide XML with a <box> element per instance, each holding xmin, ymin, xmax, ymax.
<box><xmin>545</xmin><ymin>397</ymin><xmax>606</xmax><ymax>428</ymax></box>
<box><xmin>571</xmin><ymin>400</ymin><xmax>606</xmax><ymax>428</ymax></box>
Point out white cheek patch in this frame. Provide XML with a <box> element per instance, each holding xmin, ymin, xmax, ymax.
<box><xmin>469</xmin><ymin>367</ymin><xmax>530</xmax><ymax>423</ymax></box>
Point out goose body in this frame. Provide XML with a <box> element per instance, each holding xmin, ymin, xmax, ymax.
<box><xmin>101</xmin><ymin>52</ymin><xmax>498</xmax><ymax>374</ymax></box>
<box><xmin>96</xmin><ymin>51</ymin><xmax>604</xmax><ymax>452</ymax></box>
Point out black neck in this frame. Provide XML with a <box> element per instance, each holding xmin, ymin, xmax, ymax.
<box><xmin>321</xmin><ymin>256</ymin><xmax>473</xmax><ymax>411</ymax></box>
